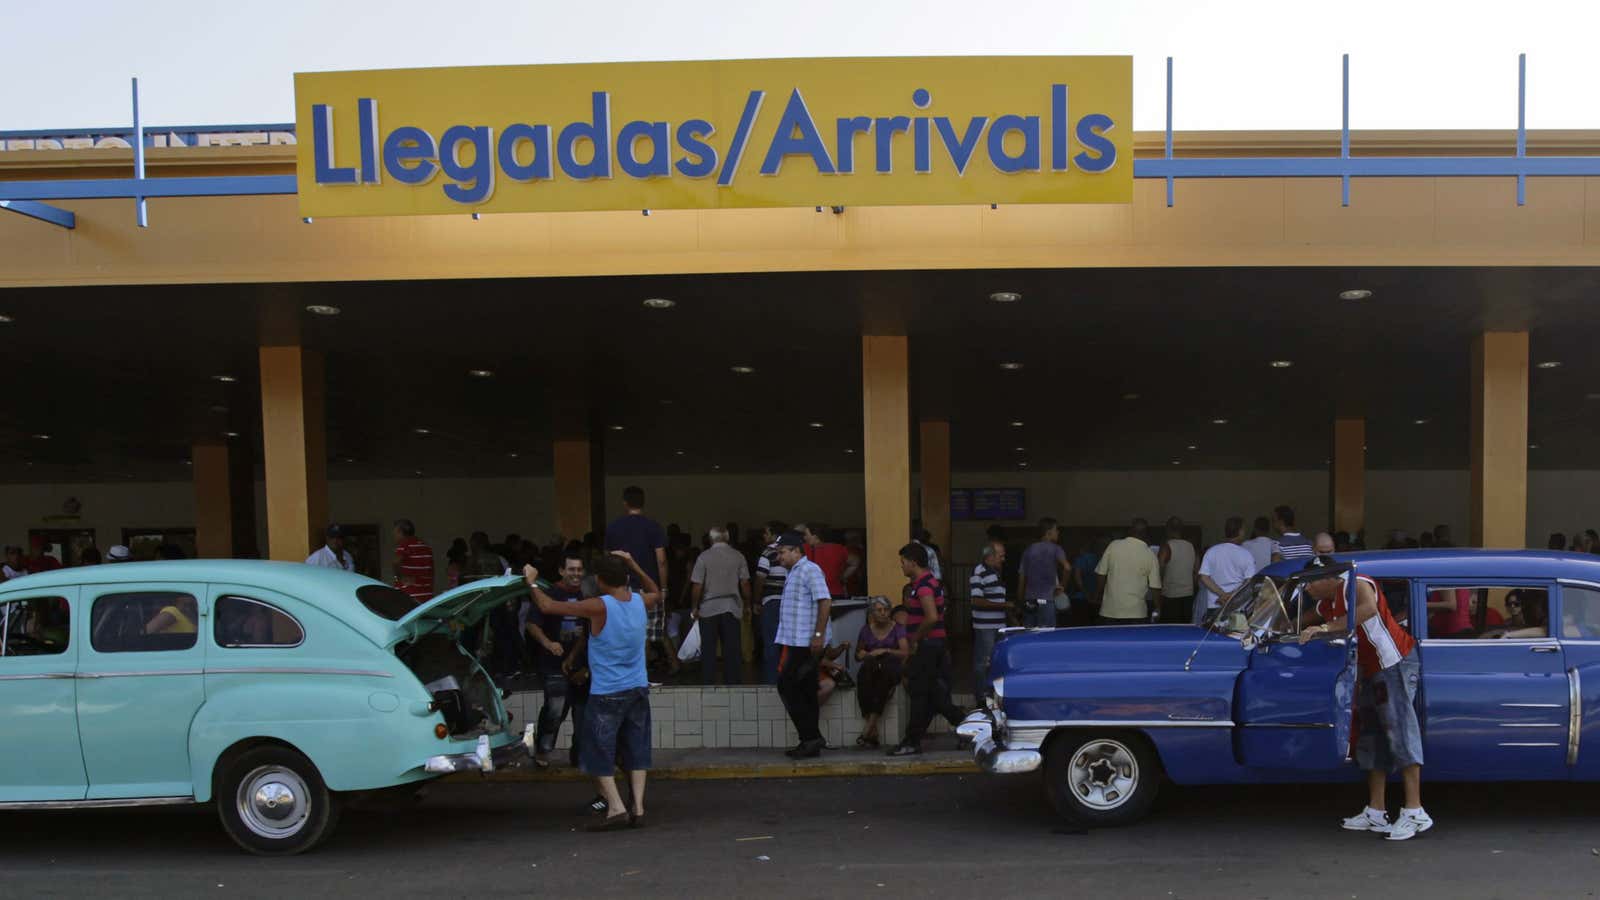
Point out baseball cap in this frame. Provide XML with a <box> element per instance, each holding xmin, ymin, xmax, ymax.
<box><xmin>107</xmin><ymin>545</ymin><xmax>132</xmax><ymax>562</ymax></box>
<box><xmin>776</xmin><ymin>530</ymin><xmax>806</xmax><ymax>548</ymax></box>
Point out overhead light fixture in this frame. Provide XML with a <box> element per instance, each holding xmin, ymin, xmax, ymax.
<box><xmin>30</xmin><ymin>433</ymin><xmax>49</xmax><ymax>440</ymax></box>
<box><xmin>1018</xmin><ymin>461</ymin><xmax>1029</xmax><ymax>468</ymax></box>
<box><xmin>999</xmin><ymin>362</ymin><xmax>1024</xmax><ymax>371</ymax></box>
<box><xmin>1122</xmin><ymin>392</ymin><xmax>1140</xmax><ymax>401</ymax></box>
<box><xmin>1186</xmin><ymin>444</ymin><xmax>1197</xmax><ymax>450</ymax></box>
<box><xmin>468</xmin><ymin>369</ymin><xmax>494</xmax><ymax>378</ymax></box>
<box><xmin>305</xmin><ymin>304</ymin><xmax>342</xmax><ymax>316</ymax></box>
<box><xmin>0</xmin><ymin>314</ymin><xmax>14</xmax><ymax>324</ymax></box>
<box><xmin>1339</xmin><ymin>289</ymin><xmax>1372</xmax><ymax>300</ymax></box>
<box><xmin>1010</xmin><ymin>420</ymin><xmax>1024</xmax><ymax>428</ymax></box>
<box><xmin>1171</xmin><ymin>460</ymin><xmax>1181</xmax><ymax>465</ymax></box>
<box><xmin>1269</xmin><ymin>360</ymin><xmax>1293</xmax><ymax>368</ymax></box>
<box><xmin>1211</xmin><ymin>418</ymin><xmax>1228</xmax><ymax>425</ymax></box>
<box><xmin>340</xmin><ymin>456</ymin><xmax>356</xmax><ymax>464</ymax></box>
<box><xmin>1536</xmin><ymin>360</ymin><xmax>1562</xmax><ymax>369</ymax></box>
<box><xmin>183</xmin><ymin>460</ymin><xmax>193</xmax><ymax>466</ymax></box>
<box><xmin>224</xmin><ymin>431</ymin><xmax>240</xmax><ymax>438</ymax></box>
<box><xmin>675</xmin><ymin>449</ymin><xmax>685</xmax><ymax>456</ymax></box>
<box><xmin>212</xmin><ymin>374</ymin><xmax>238</xmax><ymax>383</ymax></box>
<box><xmin>712</xmin><ymin>464</ymin><xmax>721</xmax><ymax>470</ymax></box>
<box><xmin>844</xmin><ymin>448</ymin><xmax>855</xmax><ymax>454</ymax></box>
<box><xmin>1588</xmin><ymin>393</ymin><xmax>1600</xmax><ymax>401</ymax></box>
<box><xmin>730</xmin><ymin>365</ymin><xmax>756</xmax><ymax>374</ymax></box>
<box><xmin>988</xmin><ymin>291</ymin><xmax>1021</xmax><ymax>303</ymax></box>
<box><xmin>507</xmin><ymin>451</ymin><xmax>520</xmax><ymax>459</ymax></box>
<box><xmin>808</xmin><ymin>421</ymin><xmax>824</xmax><ymax>429</ymax></box>
<box><xmin>609</xmin><ymin>424</ymin><xmax>625</xmax><ymax>432</ymax></box>
<box><xmin>642</xmin><ymin>297</ymin><xmax>676</xmax><ymax>309</ymax></box>
<box><xmin>1529</xmin><ymin>443</ymin><xmax>1541</xmax><ymax>450</ymax></box>
<box><xmin>413</xmin><ymin>427</ymin><xmax>431</xmax><ymax>435</ymax></box>
<box><xmin>1412</xmin><ymin>418</ymin><xmax>1430</xmax><ymax>425</ymax></box>
<box><xmin>1014</xmin><ymin>446</ymin><xmax>1026</xmax><ymax>452</ymax></box>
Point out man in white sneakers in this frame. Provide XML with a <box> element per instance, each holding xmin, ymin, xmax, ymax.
<box><xmin>1298</xmin><ymin>556</ymin><xmax>1432</xmax><ymax>841</ymax></box>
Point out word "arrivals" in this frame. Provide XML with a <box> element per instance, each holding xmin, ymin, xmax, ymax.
<box><xmin>311</xmin><ymin>85</ymin><xmax>1119</xmax><ymax>205</ymax></box>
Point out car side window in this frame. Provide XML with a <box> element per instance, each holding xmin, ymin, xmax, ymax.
<box><xmin>214</xmin><ymin>596</ymin><xmax>304</xmax><ymax>648</ymax></box>
<box><xmin>1425</xmin><ymin>586</ymin><xmax>1548</xmax><ymax>639</ymax></box>
<box><xmin>1376</xmin><ymin>579</ymin><xmax>1412</xmax><ymax>634</ymax></box>
<box><xmin>0</xmin><ymin>597</ymin><xmax>70</xmax><ymax>656</ymax></box>
<box><xmin>1561</xmin><ymin>586</ymin><xmax>1600</xmax><ymax>639</ymax></box>
<box><xmin>90</xmin><ymin>591</ymin><xmax>199</xmax><ymax>653</ymax></box>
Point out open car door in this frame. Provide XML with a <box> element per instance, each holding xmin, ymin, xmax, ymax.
<box><xmin>1233</xmin><ymin>563</ymin><xmax>1359</xmax><ymax>771</ymax></box>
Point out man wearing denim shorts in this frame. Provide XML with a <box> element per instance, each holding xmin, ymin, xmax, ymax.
<box><xmin>1298</xmin><ymin>556</ymin><xmax>1433</xmax><ymax>841</ymax></box>
<box><xmin>527</xmin><ymin>550</ymin><xmax>658</xmax><ymax>832</ymax></box>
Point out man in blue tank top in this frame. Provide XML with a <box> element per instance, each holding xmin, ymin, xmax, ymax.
<box><xmin>528</xmin><ymin>550</ymin><xmax>659</xmax><ymax>831</ymax></box>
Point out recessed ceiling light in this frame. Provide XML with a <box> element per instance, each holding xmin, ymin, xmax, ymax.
<box><xmin>211</xmin><ymin>374</ymin><xmax>237</xmax><ymax>383</ymax></box>
<box><xmin>183</xmin><ymin>459</ymin><xmax>192</xmax><ymax>466</ymax></box>
<box><xmin>988</xmin><ymin>291</ymin><xmax>1021</xmax><ymax>303</ymax></box>
<box><xmin>808</xmin><ymin>422</ymin><xmax>824</xmax><ymax>428</ymax></box>
<box><xmin>0</xmin><ymin>314</ymin><xmax>14</xmax><ymax>324</ymax></box>
<box><xmin>730</xmin><ymin>365</ymin><xmax>756</xmax><ymax>375</ymax></box>
<box><xmin>844</xmin><ymin>448</ymin><xmax>855</xmax><ymax>454</ymax></box>
<box><xmin>1339</xmin><ymin>289</ymin><xmax>1373</xmax><ymax>300</ymax></box>
<box><xmin>413</xmin><ymin>427</ymin><xmax>431</xmax><ymax>435</ymax></box>
<box><xmin>468</xmin><ymin>369</ymin><xmax>494</xmax><ymax>378</ymax></box>
<box><xmin>1122</xmin><ymin>392</ymin><xmax>1140</xmax><ymax>401</ymax></box>
<box><xmin>340</xmin><ymin>456</ymin><xmax>356</xmax><ymax>463</ymax></box>
<box><xmin>1014</xmin><ymin>446</ymin><xmax>1026</xmax><ymax>452</ymax></box>
<box><xmin>675</xmin><ymin>449</ymin><xmax>685</xmax><ymax>456</ymax></box>
<box><xmin>1536</xmin><ymin>360</ymin><xmax>1562</xmax><ymax>369</ymax></box>
<box><xmin>1269</xmin><ymin>360</ymin><xmax>1293</xmax><ymax>368</ymax></box>
<box><xmin>1529</xmin><ymin>443</ymin><xmax>1541</xmax><ymax>450</ymax></box>
<box><xmin>305</xmin><ymin>304</ymin><xmax>342</xmax><ymax>316</ymax></box>
<box><xmin>1412</xmin><ymin>418</ymin><xmax>1430</xmax><ymax>425</ymax></box>
<box><xmin>1171</xmin><ymin>460</ymin><xmax>1181</xmax><ymax>465</ymax></box>
<box><xmin>1010</xmin><ymin>420</ymin><xmax>1024</xmax><ymax>428</ymax></box>
<box><xmin>712</xmin><ymin>464</ymin><xmax>721</xmax><ymax>470</ymax></box>
<box><xmin>507</xmin><ymin>451</ymin><xmax>520</xmax><ymax>459</ymax></box>
<box><xmin>414</xmin><ymin>469</ymin><xmax>424</xmax><ymax>476</ymax></box>
<box><xmin>999</xmin><ymin>362</ymin><xmax>1024</xmax><ymax>371</ymax></box>
<box><xmin>642</xmin><ymin>297</ymin><xmax>676</xmax><ymax>310</ymax></box>
<box><xmin>224</xmin><ymin>431</ymin><xmax>240</xmax><ymax>438</ymax></box>
<box><xmin>1186</xmin><ymin>444</ymin><xmax>1197</xmax><ymax>450</ymax></box>
<box><xmin>1211</xmin><ymin>418</ymin><xmax>1228</xmax><ymax>425</ymax></box>
<box><xmin>609</xmin><ymin>424</ymin><xmax>625</xmax><ymax>432</ymax></box>
<box><xmin>30</xmin><ymin>433</ymin><xmax>49</xmax><ymax>440</ymax></box>
<box><xmin>1018</xmin><ymin>461</ymin><xmax>1029</xmax><ymax>468</ymax></box>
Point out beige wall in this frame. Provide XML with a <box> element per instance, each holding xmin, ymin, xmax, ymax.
<box><xmin>0</xmin><ymin>468</ymin><xmax>1588</xmax><ymax>581</ymax></box>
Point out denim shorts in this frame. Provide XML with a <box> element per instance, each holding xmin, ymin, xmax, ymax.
<box><xmin>579</xmin><ymin>686</ymin><xmax>652</xmax><ymax>777</ymax></box>
<box><xmin>1356</xmin><ymin>649</ymin><xmax>1425</xmax><ymax>772</ymax></box>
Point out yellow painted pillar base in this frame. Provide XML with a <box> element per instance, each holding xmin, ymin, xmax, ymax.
<box><xmin>863</xmin><ymin>334</ymin><xmax>911</xmax><ymax>598</ymax></box>
<box><xmin>193</xmin><ymin>441</ymin><xmax>232</xmax><ymax>559</ymax></box>
<box><xmin>1470</xmin><ymin>332</ymin><xmax>1529</xmax><ymax>549</ymax></box>
<box><xmin>1331</xmin><ymin>418</ymin><xmax>1365</xmax><ymax>538</ymax></box>
<box><xmin>553</xmin><ymin>438</ymin><xmax>593</xmax><ymax>542</ymax></box>
<box><xmin>259</xmin><ymin>345</ymin><xmax>328</xmax><ymax>562</ymax></box>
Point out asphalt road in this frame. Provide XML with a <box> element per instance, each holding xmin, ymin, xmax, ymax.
<box><xmin>6</xmin><ymin>774</ymin><xmax>1600</xmax><ymax>899</ymax></box>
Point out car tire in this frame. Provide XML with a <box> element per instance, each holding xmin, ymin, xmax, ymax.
<box><xmin>1043</xmin><ymin>731</ymin><xmax>1160</xmax><ymax>827</ymax></box>
<box><xmin>215</xmin><ymin>745</ymin><xmax>340</xmax><ymax>856</ymax></box>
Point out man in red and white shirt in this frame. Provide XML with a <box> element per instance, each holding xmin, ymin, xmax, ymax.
<box><xmin>1298</xmin><ymin>558</ymin><xmax>1432</xmax><ymax>841</ymax></box>
<box><xmin>392</xmin><ymin>518</ymin><xmax>435</xmax><ymax>604</ymax></box>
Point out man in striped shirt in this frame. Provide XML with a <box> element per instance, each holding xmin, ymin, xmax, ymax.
<box><xmin>1271</xmin><ymin>505</ymin><xmax>1315</xmax><ymax>563</ymax></box>
<box><xmin>752</xmin><ymin>521</ymin><xmax>790</xmax><ymax>685</ymax></box>
<box><xmin>392</xmin><ymin>518</ymin><xmax>436</xmax><ymax>604</ymax></box>
<box><xmin>968</xmin><ymin>540</ymin><xmax>1008</xmax><ymax>695</ymax></box>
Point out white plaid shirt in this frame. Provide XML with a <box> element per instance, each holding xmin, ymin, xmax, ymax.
<box><xmin>775</xmin><ymin>555</ymin><xmax>834</xmax><ymax>647</ymax></box>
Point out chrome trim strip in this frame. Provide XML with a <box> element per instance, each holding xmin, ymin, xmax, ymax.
<box><xmin>1570</xmin><ymin>668</ymin><xmax>1582</xmax><ymax>767</ymax></box>
<box><xmin>78</xmin><ymin>669</ymin><xmax>204</xmax><ymax>679</ymax></box>
<box><xmin>1240</xmin><ymin>722</ymin><xmax>1335</xmax><ymax>729</ymax></box>
<box><xmin>1498</xmin><ymin>722</ymin><xmax>1564</xmax><ymax>728</ymax></box>
<box><xmin>1498</xmin><ymin>742</ymin><xmax>1562</xmax><ymax>748</ymax></box>
<box><xmin>1005</xmin><ymin>718</ymin><xmax>1234</xmax><ymax>730</ymax></box>
<box><xmin>0</xmin><ymin>672</ymin><xmax>75</xmax><ymax>681</ymax></box>
<box><xmin>1419</xmin><ymin>638</ymin><xmax>1552</xmax><ymax>647</ymax></box>
<box><xmin>1558</xmin><ymin>579</ymin><xmax>1600</xmax><ymax>589</ymax></box>
<box><xmin>0</xmin><ymin>796</ymin><xmax>193</xmax><ymax>811</ymax></box>
<box><xmin>1502</xmin><ymin>702</ymin><xmax>1562</xmax><ymax>708</ymax></box>
<box><xmin>204</xmin><ymin>667</ymin><xmax>394</xmax><ymax>678</ymax></box>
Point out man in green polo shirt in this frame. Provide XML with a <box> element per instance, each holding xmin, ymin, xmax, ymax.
<box><xmin>1093</xmin><ymin>518</ymin><xmax>1163</xmax><ymax>625</ymax></box>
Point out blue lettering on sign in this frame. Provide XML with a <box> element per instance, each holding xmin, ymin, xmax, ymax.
<box><xmin>311</xmin><ymin>83</ymin><xmax>1122</xmax><ymax>204</ymax></box>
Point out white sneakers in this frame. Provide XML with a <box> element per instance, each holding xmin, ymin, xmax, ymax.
<box><xmin>1342</xmin><ymin>806</ymin><xmax>1434</xmax><ymax>841</ymax></box>
<box><xmin>1385</xmin><ymin>808</ymin><xmax>1434</xmax><ymax>841</ymax></box>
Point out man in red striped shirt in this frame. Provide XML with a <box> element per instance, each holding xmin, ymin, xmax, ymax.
<box><xmin>392</xmin><ymin>518</ymin><xmax>436</xmax><ymax>604</ymax></box>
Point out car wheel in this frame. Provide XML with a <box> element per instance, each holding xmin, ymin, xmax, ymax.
<box><xmin>216</xmin><ymin>745</ymin><xmax>340</xmax><ymax>856</ymax></box>
<box><xmin>1043</xmin><ymin>731</ymin><xmax>1159</xmax><ymax>827</ymax></box>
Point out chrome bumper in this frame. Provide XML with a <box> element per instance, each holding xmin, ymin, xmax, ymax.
<box><xmin>957</xmin><ymin>709</ymin><xmax>1042</xmax><ymax>775</ymax></box>
<box><xmin>424</xmin><ymin>734</ymin><xmax>530</xmax><ymax>774</ymax></box>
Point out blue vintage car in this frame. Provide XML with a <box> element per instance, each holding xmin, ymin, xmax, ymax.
<box><xmin>960</xmin><ymin>549</ymin><xmax>1600</xmax><ymax>825</ymax></box>
<box><xmin>0</xmin><ymin>560</ymin><xmax>530</xmax><ymax>854</ymax></box>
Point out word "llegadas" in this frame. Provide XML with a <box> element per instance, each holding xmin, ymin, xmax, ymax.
<box><xmin>311</xmin><ymin>85</ymin><xmax>1119</xmax><ymax>204</ymax></box>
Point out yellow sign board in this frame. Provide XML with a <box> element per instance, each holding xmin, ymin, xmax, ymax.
<box><xmin>294</xmin><ymin>56</ymin><xmax>1131</xmax><ymax>217</ymax></box>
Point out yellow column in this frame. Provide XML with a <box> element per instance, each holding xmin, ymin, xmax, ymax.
<box><xmin>863</xmin><ymin>334</ymin><xmax>911</xmax><ymax>597</ymax></box>
<box><xmin>920</xmin><ymin>420</ymin><xmax>952</xmax><ymax>563</ymax></box>
<box><xmin>553</xmin><ymin>438</ymin><xmax>593</xmax><ymax>541</ymax></box>
<box><xmin>1331</xmin><ymin>418</ymin><xmax>1365</xmax><ymax>537</ymax></box>
<box><xmin>192</xmin><ymin>441</ymin><xmax>232</xmax><ymax>559</ymax></box>
<box><xmin>1470</xmin><ymin>332</ymin><xmax>1529</xmax><ymax>548</ymax></box>
<box><xmin>259</xmin><ymin>345</ymin><xmax>328</xmax><ymax>562</ymax></box>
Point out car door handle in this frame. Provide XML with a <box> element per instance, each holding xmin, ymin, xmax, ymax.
<box><xmin>1531</xmin><ymin>645</ymin><xmax>1561</xmax><ymax>653</ymax></box>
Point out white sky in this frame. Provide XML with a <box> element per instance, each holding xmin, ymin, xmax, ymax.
<box><xmin>3</xmin><ymin>0</ymin><xmax>1597</xmax><ymax>132</ymax></box>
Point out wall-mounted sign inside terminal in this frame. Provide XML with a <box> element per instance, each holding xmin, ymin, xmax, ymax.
<box><xmin>293</xmin><ymin>56</ymin><xmax>1131</xmax><ymax>217</ymax></box>
<box><xmin>951</xmin><ymin>488</ymin><xmax>1027</xmax><ymax>522</ymax></box>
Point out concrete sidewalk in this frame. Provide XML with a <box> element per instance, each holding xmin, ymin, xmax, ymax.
<box><xmin>456</xmin><ymin>742</ymin><xmax>978</xmax><ymax>784</ymax></box>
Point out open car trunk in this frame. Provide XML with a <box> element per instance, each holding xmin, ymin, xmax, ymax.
<box><xmin>388</xmin><ymin>575</ymin><xmax>531</xmax><ymax>740</ymax></box>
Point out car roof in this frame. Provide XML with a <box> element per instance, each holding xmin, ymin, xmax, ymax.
<box><xmin>0</xmin><ymin>559</ymin><xmax>397</xmax><ymax>645</ymax></box>
<box><xmin>1259</xmin><ymin>548</ymin><xmax>1600</xmax><ymax>582</ymax></box>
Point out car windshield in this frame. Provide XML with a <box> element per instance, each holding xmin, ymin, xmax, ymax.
<box><xmin>1210</xmin><ymin>574</ymin><xmax>1292</xmax><ymax>638</ymax></box>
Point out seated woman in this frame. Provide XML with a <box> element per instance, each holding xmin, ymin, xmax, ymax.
<box><xmin>144</xmin><ymin>595</ymin><xmax>198</xmax><ymax>635</ymax></box>
<box><xmin>853</xmin><ymin>597</ymin><xmax>909</xmax><ymax>748</ymax></box>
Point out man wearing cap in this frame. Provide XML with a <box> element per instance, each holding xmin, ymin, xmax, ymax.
<box><xmin>1297</xmin><ymin>557</ymin><xmax>1432</xmax><ymax>841</ymax></box>
<box><xmin>772</xmin><ymin>530</ymin><xmax>832</xmax><ymax>758</ymax></box>
<box><xmin>106</xmin><ymin>545</ymin><xmax>133</xmax><ymax>563</ymax></box>
<box><xmin>306</xmin><ymin>525</ymin><xmax>355</xmax><ymax>571</ymax></box>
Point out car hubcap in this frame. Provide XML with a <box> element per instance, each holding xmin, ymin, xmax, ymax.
<box><xmin>236</xmin><ymin>765</ymin><xmax>311</xmax><ymax>840</ymax></box>
<box><xmin>1067</xmin><ymin>739</ymin><xmax>1139</xmax><ymax>811</ymax></box>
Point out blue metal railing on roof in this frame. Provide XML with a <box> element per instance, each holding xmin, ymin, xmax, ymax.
<box><xmin>3</xmin><ymin>55</ymin><xmax>1597</xmax><ymax>231</ymax></box>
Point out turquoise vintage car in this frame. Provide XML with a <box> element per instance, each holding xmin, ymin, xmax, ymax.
<box><xmin>0</xmin><ymin>560</ymin><xmax>529</xmax><ymax>854</ymax></box>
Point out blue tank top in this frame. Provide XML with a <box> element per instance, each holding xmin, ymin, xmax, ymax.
<box><xmin>589</xmin><ymin>591</ymin><xmax>648</xmax><ymax>695</ymax></box>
